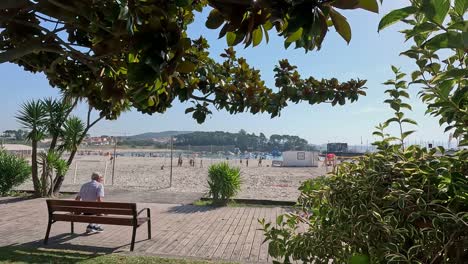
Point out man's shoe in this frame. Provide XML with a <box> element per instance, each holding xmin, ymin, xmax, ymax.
<box><xmin>93</xmin><ymin>226</ymin><xmax>104</xmax><ymax>233</ymax></box>
<box><xmin>86</xmin><ymin>225</ymin><xmax>97</xmax><ymax>234</ymax></box>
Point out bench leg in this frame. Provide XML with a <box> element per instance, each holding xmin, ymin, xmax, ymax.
<box><xmin>147</xmin><ymin>219</ymin><xmax>151</xmax><ymax>240</ymax></box>
<box><xmin>130</xmin><ymin>225</ymin><xmax>137</xmax><ymax>251</ymax></box>
<box><xmin>71</xmin><ymin>222</ymin><xmax>74</xmax><ymax>234</ymax></box>
<box><xmin>44</xmin><ymin>220</ymin><xmax>52</xmax><ymax>245</ymax></box>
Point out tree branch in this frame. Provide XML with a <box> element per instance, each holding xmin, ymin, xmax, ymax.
<box><xmin>189</xmin><ymin>94</ymin><xmax>216</xmax><ymax>104</ymax></box>
<box><xmin>34</xmin><ymin>13</ymin><xmax>65</xmax><ymax>25</ymax></box>
<box><xmin>0</xmin><ymin>44</ymin><xmax>62</xmax><ymax>63</ymax></box>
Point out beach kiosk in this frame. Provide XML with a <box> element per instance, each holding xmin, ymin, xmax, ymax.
<box><xmin>282</xmin><ymin>151</ymin><xmax>319</xmax><ymax>167</ymax></box>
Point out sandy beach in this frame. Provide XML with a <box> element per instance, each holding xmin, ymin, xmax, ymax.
<box><xmin>19</xmin><ymin>151</ymin><xmax>330</xmax><ymax>201</ymax></box>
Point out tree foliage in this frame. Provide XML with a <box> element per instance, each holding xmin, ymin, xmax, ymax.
<box><xmin>261</xmin><ymin>65</ymin><xmax>468</xmax><ymax>263</ymax></box>
<box><xmin>261</xmin><ymin>1</ymin><xmax>468</xmax><ymax>261</ymax></box>
<box><xmin>16</xmin><ymin>98</ymin><xmax>103</xmax><ymax>197</ymax></box>
<box><xmin>262</xmin><ymin>145</ymin><xmax>468</xmax><ymax>263</ymax></box>
<box><xmin>0</xmin><ymin>149</ymin><xmax>31</xmax><ymax>196</ymax></box>
<box><xmin>374</xmin><ymin>66</ymin><xmax>418</xmax><ymax>149</ymax></box>
<box><xmin>379</xmin><ymin>0</ymin><xmax>468</xmax><ymax>145</ymax></box>
<box><xmin>0</xmin><ymin>0</ymin><xmax>374</xmax><ymax>121</ymax></box>
<box><xmin>174</xmin><ymin>130</ymin><xmax>309</xmax><ymax>151</ymax></box>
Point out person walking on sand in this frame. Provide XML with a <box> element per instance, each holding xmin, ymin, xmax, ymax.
<box><xmin>258</xmin><ymin>157</ymin><xmax>262</xmax><ymax>167</ymax></box>
<box><xmin>75</xmin><ymin>172</ymin><xmax>105</xmax><ymax>234</ymax></box>
<box><xmin>177</xmin><ymin>154</ymin><xmax>183</xmax><ymax>167</ymax></box>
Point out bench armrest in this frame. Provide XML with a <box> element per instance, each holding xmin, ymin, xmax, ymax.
<box><xmin>137</xmin><ymin>208</ymin><xmax>151</xmax><ymax>217</ymax></box>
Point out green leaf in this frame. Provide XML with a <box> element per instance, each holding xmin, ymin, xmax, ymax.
<box><xmin>276</xmin><ymin>214</ymin><xmax>284</xmax><ymax>225</ymax></box>
<box><xmin>421</xmin><ymin>0</ymin><xmax>450</xmax><ymax>25</ymax></box>
<box><xmin>185</xmin><ymin>107</ymin><xmax>195</xmax><ymax>114</ymax></box>
<box><xmin>433</xmin><ymin>68</ymin><xmax>468</xmax><ymax>82</ymax></box>
<box><xmin>406</xmin><ymin>22</ymin><xmax>438</xmax><ymax>39</ymax></box>
<box><xmin>176</xmin><ymin>61</ymin><xmax>196</xmax><ymax>74</ymax></box>
<box><xmin>402</xmin><ymin>130</ymin><xmax>415</xmax><ymax>139</ymax></box>
<box><xmin>206</xmin><ymin>9</ymin><xmax>224</xmax><ymax>29</ymax></box>
<box><xmin>448</xmin><ymin>21</ymin><xmax>468</xmax><ymax>31</ymax></box>
<box><xmin>331</xmin><ymin>0</ymin><xmax>360</xmax><ymax>9</ymax></box>
<box><xmin>454</xmin><ymin>0</ymin><xmax>468</xmax><ymax>16</ymax></box>
<box><xmin>400</xmin><ymin>103</ymin><xmax>412</xmax><ymax>110</ymax></box>
<box><xmin>252</xmin><ymin>27</ymin><xmax>263</xmax><ymax>47</ymax></box>
<box><xmin>386</xmin><ymin>117</ymin><xmax>399</xmax><ymax>124</ymax></box>
<box><xmin>424</xmin><ymin>32</ymin><xmax>465</xmax><ymax>50</ymax></box>
<box><xmin>399</xmin><ymin>90</ymin><xmax>409</xmax><ymax>98</ymax></box>
<box><xmin>400</xmin><ymin>50</ymin><xmax>419</xmax><ymax>60</ymax></box>
<box><xmin>401</xmin><ymin>118</ymin><xmax>418</xmax><ymax>125</ymax></box>
<box><xmin>438</xmin><ymin>79</ymin><xmax>455</xmax><ymax>97</ymax></box>
<box><xmin>357</xmin><ymin>0</ymin><xmax>379</xmax><ymax>13</ymax></box>
<box><xmin>285</xmin><ymin>27</ymin><xmax>303</xmax><ymax>43</ymax></box>
<box><xmin>378</xmin><ymin>6</ymin><xmax>417</xmax><ymax>31</ymax></box>
<box><xmin>373</xmin><ymin>131</ymin><xmax>384</xmax><ymax>137</ymax></box>
<box><xmin>147</xmin><ymin>97</ymin><xmax>155</xmax><ymax>107</ymax></box>
<box><xmin>330</xmin><ymin>8</ymin><xmax>352</xmax><ymax>43</ymax></box>
<box><xmin>391</xmin><ymin>65</ymin><xmax>399</xmax><ymax>74</ymax></box>
<box><xmin>226</xmin><ymin>32</ymin><xmax>236</xmax><ymax>46</ymax></box>
<box><xmin>453</xmin><ymin>86</ymin><xmax>468</xmax><ymax>104</ymax></box>
<box><xmin>411</xmin><ymin>71</ymin><xmax>421</xmax><ymax>81</ymax></box>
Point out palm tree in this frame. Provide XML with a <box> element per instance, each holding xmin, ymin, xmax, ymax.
<box><xmin>16</xmin><ymin>100</ymin><xmax>46</xmax><ymax>196</ymax></box>
<box><xmin>16</xmin><ymin>95</ymin><xmax>108</xmax><ymax>197</ymax></box>
<box><xmin>42</xmin><ymin>98</ymin><xmax>74</xmax><ymax>152</ymax></box>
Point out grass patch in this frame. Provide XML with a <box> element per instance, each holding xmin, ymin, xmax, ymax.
<box><xmin>0</xmin><ymin>246</ymin><xmax>229</xmax><ymax>264</ymax></box>
<box><xmin>4</xmin><ymin>191</ymin><xmax>33</xmax><ymax>198</ymax></box>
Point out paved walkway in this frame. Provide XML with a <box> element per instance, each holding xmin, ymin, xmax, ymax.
<box><xmin>0</xmin><ymin>197</ymin><xmax>289</xmax><ymax>263</ymax></box>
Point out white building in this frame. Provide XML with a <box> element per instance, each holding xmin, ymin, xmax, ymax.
<box><xmin>282</xmin><ymin>151</ymin><xmax>319</xmax><ymax>167</ymax></box>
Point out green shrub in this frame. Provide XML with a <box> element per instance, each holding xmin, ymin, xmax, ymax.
<box><xmin>261</xmin><ymin>145</ymin><xmax>468</xmax><ymax>263</ymax></box>
<box><xmin>207</xmin><ymin>162</ymin><xmax>241</xmax><ymax>203</ymax></box>
<box><xmin>0</xmin><ymin>150</ymin><xmax>31</xmax><ymax>196</ymax></box>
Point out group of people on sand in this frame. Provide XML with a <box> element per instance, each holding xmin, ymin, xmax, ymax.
<box><xmin>239</xmin><ymin>157</ymin><xmax>264</xmax><ymax>167</ymax></box>
<box><xmin>177</xmin><ymin>154</ymin><xmax>202</xmax><ymax>168</ymax></box>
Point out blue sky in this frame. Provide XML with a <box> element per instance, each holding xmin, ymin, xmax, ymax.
<box><xmin>0</xmin><ymin>1</ymin><xmax>449</xmax><ymax>145</ymax></box>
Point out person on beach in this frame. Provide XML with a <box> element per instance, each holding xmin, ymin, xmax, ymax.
<box><xmin>246</xmin><ymin>158</ymin><xmax>249</xmax><ymax>167</ymax></box>
<box><xmin>75</xmin><ymin>172</ymin><xmax>105</xmax><ymax>234</ymax></box>
<box><xmin>177</xmin><ymin>154</ymin><xmax>183</xmax><ymax>167</ymax></box>
<box><xmin>258</xmin><ymin>157</ymin><xmax>262</xmax><ymax>167</ymax></box>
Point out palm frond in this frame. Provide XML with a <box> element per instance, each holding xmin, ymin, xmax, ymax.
<box><xmin>15</xmin><ymin>100</ymin><xmax>47</xmax><ymax>141</ymax></box>
<box><xmin>60</xmin><ymin>116</ymin><xmax>86</xmax><ymax>152</ymax></box>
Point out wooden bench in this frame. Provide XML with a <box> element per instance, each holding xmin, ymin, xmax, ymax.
<box><xmin>44</xmin><ymin>199</ymin><xmax>151</xmax><ymax>251</ymax></box>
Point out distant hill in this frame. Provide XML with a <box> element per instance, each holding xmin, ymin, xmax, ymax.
<box><xmin>128</xmin><ymin>131</ymin><xmax>193</xmax><ymax>140</ymax></box>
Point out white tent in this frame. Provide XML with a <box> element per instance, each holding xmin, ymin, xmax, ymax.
<box><xmin>282</xmin><ymin>151</ymin><xmax>319</xmax><ymax>167</ymax></box>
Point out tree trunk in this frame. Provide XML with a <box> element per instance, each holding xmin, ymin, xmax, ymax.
<box><xmin>51</xmin><ymin>113</ymin><xmax>104</xmax><ymax>196</ymax></box>
<box><xmin>31</xmin><ymin>140</ymin><xmax>41</xmax><ymax>197</ymax></box>
<box><xmin>52</xmin><ymin>149</ymin><xmax>77</xmax><ymax>196</ymax></box>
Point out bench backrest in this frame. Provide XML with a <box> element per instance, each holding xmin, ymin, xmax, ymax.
<box><xmin>46</xmin><ymin>199</ymin><xmax>137</xmax><ymax>216</ymax></box>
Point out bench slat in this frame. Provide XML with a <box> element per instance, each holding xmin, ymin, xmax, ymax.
<box><xmin>52</xmin><ymin>214</ymin><xmax>134</xmax><ymax>226</ymax></box>
<box><xmin>47</xmin><ymin>199</ymin><xmax>136</xmax><ymax>210</ymax></box>
<box><xmin>51</xmin><ymin>206</ymin><xmax>134</xmax><ymax>215</ymax></box>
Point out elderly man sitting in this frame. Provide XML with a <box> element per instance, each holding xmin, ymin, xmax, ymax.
<box><xmin>75</xmin><ymin>172</ymin><xmax>105</xmax><ymax>233</ymax></box>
